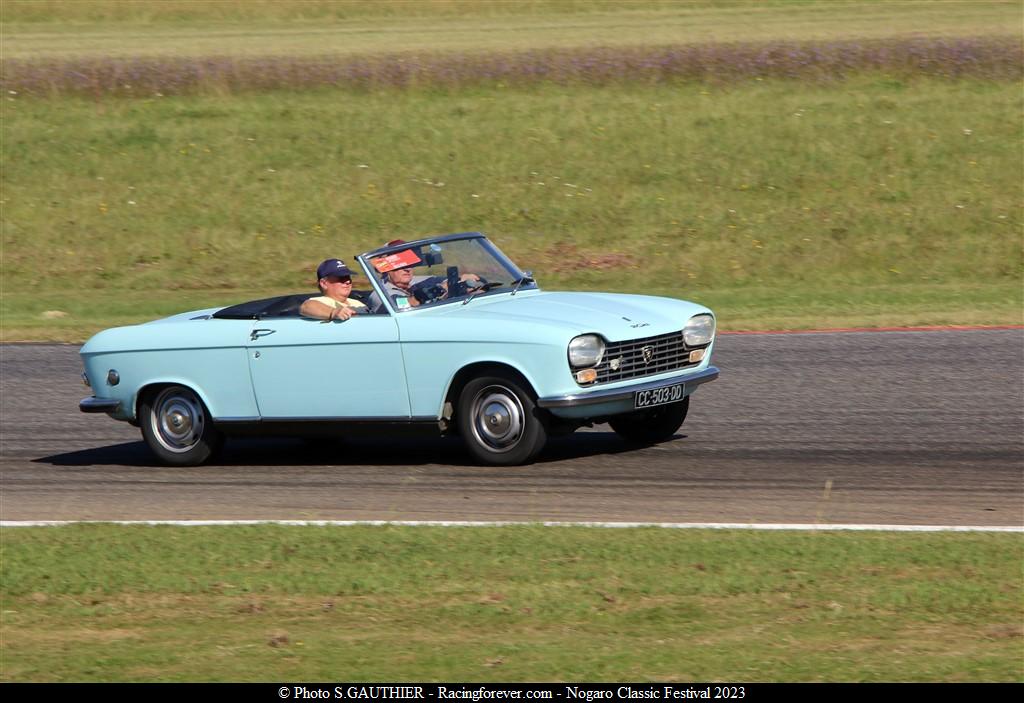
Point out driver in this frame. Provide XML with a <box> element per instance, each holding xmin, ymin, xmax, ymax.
<box><xmin>378</xmin><ymin>240</ymin><xmax>425</xmax><ymax>309</ymax></box>
<box><xmin>369</xmin><ymin>239</ymin><xmax>479</xmax><ymax>311</ymax></box>
<box><xmin>381</xmin><ymin>263</ymin><xmax>424</xmax><ymax>309</ymax></box>
<box><xmin>299</xmin><ymin>258</ymin><xmax>367</xmax><ymax>321</ymax></box>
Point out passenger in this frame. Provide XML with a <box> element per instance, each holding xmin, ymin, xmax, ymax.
<box><xmin>299</xmin><ymin>258</ymin><xmax>367</xmax><ymax>322</ymax></box>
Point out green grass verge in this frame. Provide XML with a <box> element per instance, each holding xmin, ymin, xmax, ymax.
<box><xmin>2</xmin><ymin>282</ymin><xmax>1020</xmax><ymax>344</ymax></box>
<box><xmin>2</xmin><ymin>78</ymin><xmax>1021</xmax><ymax>341</ymax></box>
<box><xmin>1</xmin><ymin>525</ymin><xmax>1021</xmax><ymax>682</ymax></box>
<box><xmin>3</xmin><ymin>1</ymin><xmax>1018</xmax><ymax>59</ymax></box>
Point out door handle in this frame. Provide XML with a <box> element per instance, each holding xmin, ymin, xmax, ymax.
<box><xmin>250</xmin><ymin>328</ymin><xmax>276</xmax><ymax>341</ymax></box>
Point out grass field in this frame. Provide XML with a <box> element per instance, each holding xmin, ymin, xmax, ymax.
<box><xmin>2</xmin><ymin>77</ymin><xmax>1021</xmax><ymax>340</ymax></box>
<box><xmin>1</xmin><ymin>1</ymin><xmax>1021</xmax><ymax>341</ymax></box>
<box><xmin>2</xmin><ymin>524</ymin><xmax>1022</xmax><ymax>682</ymax></box>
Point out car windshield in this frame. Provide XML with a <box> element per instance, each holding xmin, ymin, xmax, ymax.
<box><xmin>361</xmin><ymin>235</ymin><xmax>535</xmax><ymax>311</ymax></box>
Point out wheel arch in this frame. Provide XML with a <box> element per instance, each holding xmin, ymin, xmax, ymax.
<box><xmin>134</xmin><ymin>380</ymin><xmax>217</xmax><ymax>423</ymax></box>
<box><xmin>442</xmin><ymin>362</ymin><xmax>539</xmax><ymax>420</ymax></box>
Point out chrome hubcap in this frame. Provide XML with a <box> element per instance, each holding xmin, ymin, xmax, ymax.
<box><xmin>151</xmin><ymin>387</ymin><xmax>204</xmax><ymax>453</ymax></box>
<box><xmin>470</xmin><ymin>385</ymin><xmax>524</xmax><ymax>453</ymax></box>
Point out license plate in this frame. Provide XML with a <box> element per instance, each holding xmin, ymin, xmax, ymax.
<box><xmin>634</xmin><ymin>383</ymin><xmax>684</xmax><ymax>409</ymax></box>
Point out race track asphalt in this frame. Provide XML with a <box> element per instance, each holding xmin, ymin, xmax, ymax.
<box><xmin>1</xmin><ymin>329</ymin><xmax>1021</xmax><ymax>525</ymax></box>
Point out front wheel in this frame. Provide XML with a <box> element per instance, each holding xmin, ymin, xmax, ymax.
<box><xmin>457</xmin><ymin>374</ymin><xmax>547</xmax><ymax>465</ymax></box>
<box><xmin>609</xmin><ymin>396</ymin><xmax>689</xmax><ymax>445</ymax></box>
<box><xmin>139</xmin><ymin>385</ymin><xmax>223</xmax><ymax>466</ymax></box>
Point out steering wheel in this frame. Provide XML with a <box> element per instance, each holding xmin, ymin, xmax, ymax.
<box><xmin>409</xmin><ymin>277</ymin><xmax>447</xmax><ymax>304</ymax></box>
<box><xmin>469</xmin><ymin>279</ymin><xmax>503</xmax><ymax>294</ymax></box>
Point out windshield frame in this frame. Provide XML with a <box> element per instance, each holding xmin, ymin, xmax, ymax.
<box><xmin>354</xmin><ymin>232</ymin><xmax>537</xmax><ymax>314</ymax></box>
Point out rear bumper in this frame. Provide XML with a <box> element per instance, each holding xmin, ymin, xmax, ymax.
<box><xmin>79</xmin><ymin>396</ymin><xmax>122</xmax><ymax>414</ymax></box>
<box><xmin>537</xmin><ymin>366</ymin><xmax>719</xmax><ymax>409</ymax></box>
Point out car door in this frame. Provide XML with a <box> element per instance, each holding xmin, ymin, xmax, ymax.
<box><xmin>245</xmin><ymin>315</ymin><xmax>409</xmax><ymax>419</ymax></box>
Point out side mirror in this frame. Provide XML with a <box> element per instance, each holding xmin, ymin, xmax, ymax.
<box><xmin>424</xmin><ymin>244</ymin><xmax>444</xmax><ymax>267</ymax></box>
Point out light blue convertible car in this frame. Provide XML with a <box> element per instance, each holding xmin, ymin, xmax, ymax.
<box><xmin>80</xmin><ymin>232</ymin><xmax>719</xmax><ymax>466</ymax></box>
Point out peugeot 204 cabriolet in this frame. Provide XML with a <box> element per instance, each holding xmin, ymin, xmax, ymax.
<box><xmin>80</xmin><ymin>232</ymin><xmax>719</xmax><ymax>466</ymax></box>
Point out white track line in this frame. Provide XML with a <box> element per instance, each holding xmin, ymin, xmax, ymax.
<box><xmin>0</xmin><ymin>520</ymin><xmax>1020</xmax><ymax>532</ymax></box>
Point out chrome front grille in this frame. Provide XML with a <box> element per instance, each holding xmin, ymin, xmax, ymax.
<box><xmin>592</xmin><ymin>330</ymin><xmax>700</xmax><ymax>384</ymax></box>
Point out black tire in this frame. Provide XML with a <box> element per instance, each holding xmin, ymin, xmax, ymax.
<box><xmin>609</xmin><ymin>396</ymin><xmax>690</xmax><ymax>445</ymax></box>
<box><xmin>456</xmin><ymin>373</ymin><xmax>547</xmax><ymax>465</ymax></box>
<box><xmin>139</xmin><ymin>385</ymin><xmax>224</xmax><ymax>466</ymax></box>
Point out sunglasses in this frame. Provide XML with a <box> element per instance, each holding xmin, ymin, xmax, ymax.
<box><xmin>326</xmin><ymin>276</ymin><xmax>352</xmax><ymax>284</ymax></box>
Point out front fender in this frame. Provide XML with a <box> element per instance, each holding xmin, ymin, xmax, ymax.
<box><xmin>402</xmin><ymin>341</ymin><xmax>566</xmax><ymax>418</ymax></box>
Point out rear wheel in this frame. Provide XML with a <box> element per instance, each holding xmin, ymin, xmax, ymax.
<box><xmin>457</xmin><ymin>373</ymin><xmax>547</xmax><ymax>465</ymax></box>
<box><xmin>609</xmin><ymin>396</ymin><xmax>689</xmax><ymax>445</ymax></box>
<box><xmin>139</xmin><ymin>385</ymin><xmax>223</xmax><ymax>466</ymax></box>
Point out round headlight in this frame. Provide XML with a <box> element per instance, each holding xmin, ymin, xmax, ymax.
<box><xmin>683</xmin><ymin>314</ymin><xmax>715</xmax><ymax>346</ymax></box>
<box><xmin>568</xmin><ymin>334</ymin><xmax>605</xmax><ymax>368</ymax></box>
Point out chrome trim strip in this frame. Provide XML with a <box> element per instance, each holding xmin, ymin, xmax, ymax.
<box><xmin>537</xmin><ymin>366</ymin><xmax>720</xmax><ymax>409</ymax></box>
<box><xmin>79</xmin><ymin>396</ymin><xmax>121</xmax><ymax>414</ymax></box>
<box><xmin>214</xmin><ymin>416</ymin><xmax>439</xmax><ymax>424</ymax></box>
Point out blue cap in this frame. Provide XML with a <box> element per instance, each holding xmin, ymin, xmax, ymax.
<box><xmin>316</xmin><ymin>258</ymin><xmax>353</xmax><ymax>279</ymax></box>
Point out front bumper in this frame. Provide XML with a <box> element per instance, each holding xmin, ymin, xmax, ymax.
<box><xmin>79</xmin><ymin>396</ymin><xmax>122</xmax><ymax>414</ymax></box>
<box><xmin>537</xmin><ymin>366</ymin><xmax>719</xmax><ymax>409</ymax></box>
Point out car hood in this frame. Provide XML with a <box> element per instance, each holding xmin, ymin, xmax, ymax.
<box><xmin>431</xmin><ymin>290</ymin><xmax>712</xmax><ymax>342</ymax></box>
